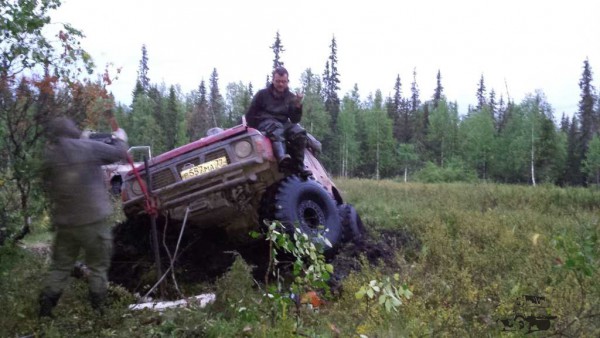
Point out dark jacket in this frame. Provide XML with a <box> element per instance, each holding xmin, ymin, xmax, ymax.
<box><xmin>245</xmin><ymin>85</ymin><xmax>302</xmax><ymax>128</ymax></box>
<box><xmin>43</xmin><ymin>129</ymin><xmax>128</xmax><ymax>227</ymax></box>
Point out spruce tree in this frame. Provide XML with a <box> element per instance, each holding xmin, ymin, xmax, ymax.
<box><xmin>209</xmin><ymin>68</ymin><xmax>225</xmax><ymax>127</ymax></box>
<box><xmin>564</xmin><ymin>116</ymin><xmax>583</xmax><ymax>185</ymax></box>
<box><xmin>410</xmin><ymin>68</ymin><xmax>421</xmax><ymax>113</ymax></box>
<box><xmin>270</xmin><ymin>31</ymin><xmax>285</xmax><ymax>70</ymax></box>
<box><xmin>132</xmin><ymin>80</ymin><xmax>145</xmax><ymax>100</ymax></box>
<box><xmin>433</xmin><ymin>70</ymin><xmax>443</xmax><ymax>109</ymax></box>
<box><xmin>497</xmin><ymin>95</ymin><xmax>507</xmax><ymax>132</ymax></box>
<box><xmin>489</xmin><ymin>89</ymin><xmax>497</xmax><ymax>127</ymax></box>
<box><xmin>560</xmin><ymin>113</ymin><xmax>570</xmax><ymax>133</ymax></box>
<box><xmin>410</xmin><ymin>68</ymin><xmax>427</xmax><ymax>151</ymax></box>
<box><xmin>147</xmin><ymin>85</ymin><xmax>167</xmax><ymax>153</ymax></box>
<box><xmin>390</xmin><ymin>75</ymin><xmax>402</xmax><ymax>141</ymax></box>
<box><xmin>187</xmin><ymin>80</ymin><xmax>211</xmax><ymax>140</ymax></box>
<box><xmin>138</xmin><ymin>44</ymin><xmax>150</xmax><ymax>92</ymax></box>
<box><xmin>577</xmin><ymin>59</ymin><xmax>597</xmax><ymax>155</ymax></box>
<box><xmin>323</xmin><ymin>36</ymin><xmax>341</xmax><ymax>126</ymax></box>
<box><xmin>165</xmin><ymin>85</ymin><xmax>181</xmax><ymax>150</ymax></box>
<box><xmin>476</xmin><ymin>74</ymin><xmax>487</xmax><ymax>111</ymax></box>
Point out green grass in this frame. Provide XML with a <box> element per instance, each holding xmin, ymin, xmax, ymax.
<box><xmin>1</xmin><ymin>180</ymin><xmax>599</xmax><ymax>337</ymax></box>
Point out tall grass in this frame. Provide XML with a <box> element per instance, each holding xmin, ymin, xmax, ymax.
<box><xmin>335</xmin><ymin>179</ymin><xmax>600</xmax><ymax>336</ymax></box>
<box><xmin>1</xmin><ymin>180</ymin><xmax>598</xmax><ymax>337</ymax></box>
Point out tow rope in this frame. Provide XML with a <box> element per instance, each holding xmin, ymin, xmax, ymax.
<box><xmin>126</xmin><ymin>155</ymin><xmax>159</xmax><ymax>217</ymax></box>
<box><xmin>105</xmin><ymin>110</ymin><xmax>158</xmax><ymax>217</ymax></box>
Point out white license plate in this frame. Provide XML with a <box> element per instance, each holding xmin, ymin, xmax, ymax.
<box><xmin>180</xmin><ymin>156</ymin><xmax>228</xmax><ymax>180</ymax></box>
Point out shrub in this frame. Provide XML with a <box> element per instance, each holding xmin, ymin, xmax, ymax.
<box><xmin>414</xmin><ymin>160</ymin><xmax>477</xmax><ymax>183</ymax></box>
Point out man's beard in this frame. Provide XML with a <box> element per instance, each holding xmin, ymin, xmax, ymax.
<box><xmin>273</xmin><ymin>87</ymin><xmax>286</xmax><ymax>97</ymax></box>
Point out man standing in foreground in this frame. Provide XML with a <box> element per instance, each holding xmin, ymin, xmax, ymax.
<box><xmin>38</xmin><ymin>117</ymin><xmax>128</xmax><ymax>317</ymax></box>
<box><xmin>245</xmin><ymin>66</ymin><xmax>311</xmax><ymax>177</ymax></box>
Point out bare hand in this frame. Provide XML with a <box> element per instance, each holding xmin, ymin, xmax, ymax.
<box><xmin>295</xmin><ymin>92</ymin><xmax>304</xmax><ymax>107</ymax></box>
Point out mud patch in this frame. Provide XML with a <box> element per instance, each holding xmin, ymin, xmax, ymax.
<box><xmin>109</xmin><ymin>215</ymin><xmax>270</xmax><ymax>296</ymax></box>
<box><xmin>109</xmin><ymin>215</ymin><xmax>420</xmax><ymax>298</ymax></box>
<box><xmin>329</xmin><ymin>228</ymin><xmax>421</xmax><ymax>292</ymax></box>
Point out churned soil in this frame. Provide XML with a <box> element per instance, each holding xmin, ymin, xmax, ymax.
<box><xmin>109</xmin><ymin>215</ymin><xmax>420</xmax><ymax>297</ymax></box>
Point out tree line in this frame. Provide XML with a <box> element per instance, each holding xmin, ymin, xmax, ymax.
<box><xmin>119</xmin><ymin>35</ymin><xmax>600</xmax><ymax>188</ymax></box>
<box><xmin>1</xmin><ymin>0</ymin><xmax>599</xmax><ymax>244</ymax></box>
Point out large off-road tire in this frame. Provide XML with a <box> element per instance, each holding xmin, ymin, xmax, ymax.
<box><xmin>261</xmin><ymin>175</ymin><xmax>342</xmax><ymax>249</ymax></box>
<box><xmin>338</xmin><ymin>203</ymin><xmax>366</xmax><ymax>242</ymax></box>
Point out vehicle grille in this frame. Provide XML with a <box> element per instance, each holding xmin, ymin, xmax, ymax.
<box><xmin>148</xmin><ymin>149</ymin><xmax>231</xmax><ymax>191</ymax></box>
<box><xmin>152</xmin><ymin>168</ymin><xmax>176</xmax><ymax>190</ymax></box>
<box><xmin>205</xmin><ymin>149</ymin><xmax>228</xmax><ymax>162</ymax></box>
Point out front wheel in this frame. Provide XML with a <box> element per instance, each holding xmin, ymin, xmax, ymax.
<box><xmin>338</xmin><ymin>203</ymin><xmax>365</xmax><ymax>242</ymax></box>
<box><xmin>262</xmin><ymin>176</ymin><xmax>342</xmax><ymax>249</ymax></box>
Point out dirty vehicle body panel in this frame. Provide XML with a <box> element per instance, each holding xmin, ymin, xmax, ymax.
<box><xmin>120</xmin><ymin>124</ymin><xmax>341</xmax><ymax>237</ymax></box>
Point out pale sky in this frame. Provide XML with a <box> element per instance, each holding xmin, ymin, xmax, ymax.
<box><xmin>50</xmin><ymin>0</ymin><xmax>600</xmax><ymax>118</ymax></box>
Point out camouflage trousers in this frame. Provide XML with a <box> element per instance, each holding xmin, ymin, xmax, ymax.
<box><xmin>42</xmin><ymin>217</ymin><xmax>113</xmax><ymax>296</ymax></box>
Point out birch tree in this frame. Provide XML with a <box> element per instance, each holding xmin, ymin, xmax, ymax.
<box><xmin>337</xmin><ymin>86</ymin><xmax>360</xmax><ymax>177</ymax></box>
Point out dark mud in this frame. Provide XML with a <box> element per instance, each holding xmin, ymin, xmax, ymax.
<box><xmin>109</xmin><ymin>215</ymin><xmax>271</xmax><ymax>295</ymax></box>
<box><xmin>328</xmin><ymin>228</ymin><xmax>421</xmax><ymax>293</ymax></box>
<box><xmin>109</xmin><ymin>215</ymin><xmax>420</xmax><ymax>297</ymax></box>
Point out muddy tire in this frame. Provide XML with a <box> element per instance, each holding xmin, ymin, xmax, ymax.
<box><xmin>338</xmin><ymin>203</ymin><xmax>365</xmax><ymax>242</ymax></box>
<box><xmin>261</xmin><ymin>175</ymin><xmax>342</xmax><ymax>249</ymax></box>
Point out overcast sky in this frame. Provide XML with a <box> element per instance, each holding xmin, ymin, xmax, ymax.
<box><xmin>50</xmin><ymin>0</ymin><xmax>599</xmax><ymax>118</ymax></box>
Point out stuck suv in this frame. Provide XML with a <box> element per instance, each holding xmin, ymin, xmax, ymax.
<box><xmin>120</xmin><ymin>122</ymin><xmax>362</xmax><ymax>245</ymax></box>
<box><xmin>111</xmin><ymin>121</ymin><xmax>363</xmax><ymax>291</ymax></box>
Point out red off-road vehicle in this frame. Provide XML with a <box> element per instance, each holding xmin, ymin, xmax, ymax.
<box><xmin>110</xmin><ymin>121</ymin><xmax>363</xmax><ymax>290</ymax></box>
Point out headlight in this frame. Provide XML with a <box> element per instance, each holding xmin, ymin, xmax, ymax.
<box><xmin>131</xmin><ymin>179</ymin><xmax>142</xmax><ymax>196</ymax></box>
<box><xmin>234</xmin><ymin>140</ymin><xmax>252</xmax><ymax>158</ymax></box>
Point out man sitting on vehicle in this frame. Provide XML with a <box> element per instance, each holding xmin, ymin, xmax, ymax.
<box><xmin>245</xmin><ymin>66</ymin><xmax>311</xmax><ymax>177</ymax></box>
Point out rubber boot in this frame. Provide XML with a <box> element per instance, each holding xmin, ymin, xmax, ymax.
<box><xmin>294</xmin><ymin>161</ymin><xmax>312</xmax><ymax>178</ymax></box>
<box><xmin>288</xmin><ymin>138</ymin><xmax>312</xmax><ymax>178</ymax></box>
<box><xmin>272</xmin><ymin>141</ymin><xmax>292</xmax><ymax>169</ymax></box>
<box><xmin>90</xmin><ymin>291</ymin><xmax>107</xmax><ymax>315</ymax></box>
<box><xmin>38</xmin><ymin>292</ymin><xmax>61</xmax><ymax>318</ymax></box>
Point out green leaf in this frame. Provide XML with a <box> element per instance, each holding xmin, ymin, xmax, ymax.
<box><xmin>403</xmin><ymin>286</ymin><xmax>413</xmax><ymax>299</ymax></box>
<box><xmin>325</xmin><ymin>264</ymin><xmax>334</xmax><ymax>273</ymax></box>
